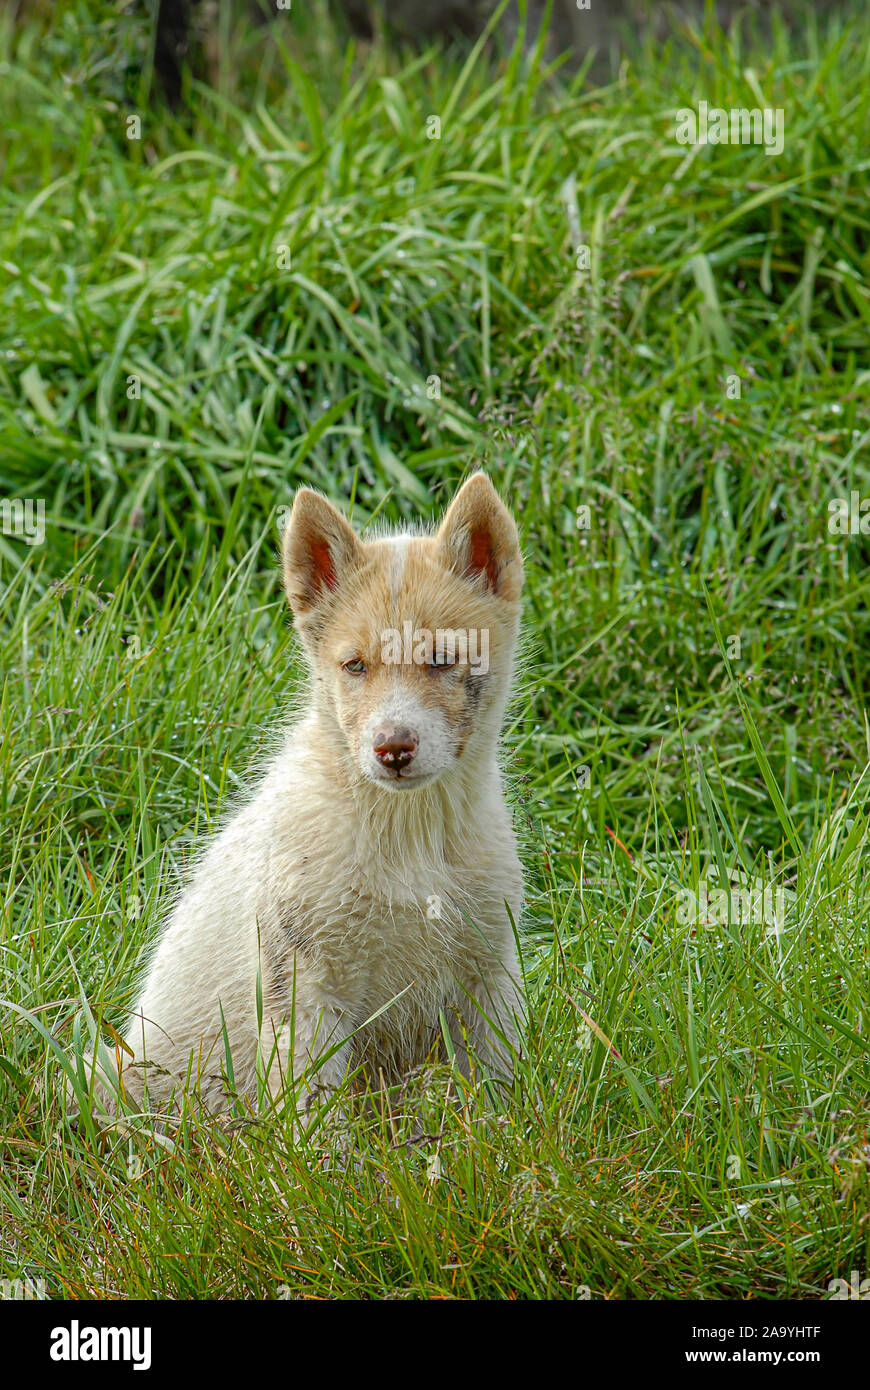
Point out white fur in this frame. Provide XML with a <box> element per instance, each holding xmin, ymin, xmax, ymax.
<box><xmin>121</xmin><ymin>713</ymin><xmax>523</xmax><ymax>1114</ymax></box>
<box><xmin>359</xmin><ymin>690</ymin><xmax>455</xmax><ymax>786</ymax></box>
<box><xmin>387</xmin><ymin>536</ymin><xmax>410</xmax><ymax>602</ymax></box>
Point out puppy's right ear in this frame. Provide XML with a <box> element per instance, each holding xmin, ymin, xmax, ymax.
<box><xmin>282</xmin><ymin>490</ymin><xmax>363</xmax><ymax>623</ymax></box>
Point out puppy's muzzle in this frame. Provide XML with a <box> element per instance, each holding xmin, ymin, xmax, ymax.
<box><xmin>373</xmin><ymin>725</ymin><xmax>419</xmax><ymax>773</ymax></box>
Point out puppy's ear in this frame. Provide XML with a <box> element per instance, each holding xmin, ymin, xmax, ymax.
<box><xmin>436</xmin><ymin>473</ymin><xmax>523</xmax><ymax>602</ymax></box>
<box><xmin>282</xmin><ymin>490</ymin><xmax>363</xmax><ymax>622</ymax></box>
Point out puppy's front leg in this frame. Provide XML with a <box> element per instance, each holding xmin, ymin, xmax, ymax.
<box><xmin>258</xmin><ymin>965</ymin><xmax>355</xmax><ymax>1116</ymax></box>
<box><xmin>451</xmin><ymin>949</ymin><xmax>524</xmax><ymax>1084</ymax></box>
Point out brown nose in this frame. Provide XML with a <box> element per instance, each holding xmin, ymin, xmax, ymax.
<box><xmin>373</xmin><ymin>725</ymin><xmax>418</xmax><ymax>771</ymax></box>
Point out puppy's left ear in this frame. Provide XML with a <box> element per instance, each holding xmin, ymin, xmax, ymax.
<box><xmin>436</xmin><ymin>473</ymin><xmax>523</xmax><ymax>602</ymax></box>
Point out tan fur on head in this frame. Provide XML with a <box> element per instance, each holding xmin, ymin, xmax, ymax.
<box><xmin>280</xmin><ymin>474</ymin><xmax>524</xmax><ymax>793</ymax></box>
<box><xmin>283</xmin><ymin>471</ymin><xmax>523</xmax><ymax>624</ymax></box>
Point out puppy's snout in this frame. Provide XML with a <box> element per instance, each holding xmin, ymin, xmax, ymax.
<box><xmin>373</xmin><ymin>725</ymin><xmax>419</xmax><ymax>771</ymax></box>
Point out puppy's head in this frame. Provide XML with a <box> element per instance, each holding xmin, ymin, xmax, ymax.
<box><xmin>282</xmin><ymin>473</ymin><xmax>523</xmax><ymax>790</ymax></box>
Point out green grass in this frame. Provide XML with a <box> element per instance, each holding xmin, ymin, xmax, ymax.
<box><xmin>1</xmin><ymin>0</ymin><xmax>869</xmax><ymax>1298</ymax></box>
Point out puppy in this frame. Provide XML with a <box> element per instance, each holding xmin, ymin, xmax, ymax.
<box><xmin>86</xmin><ymin>473</ymin><xmax>525</xmax><ymax>1118</ymax></box>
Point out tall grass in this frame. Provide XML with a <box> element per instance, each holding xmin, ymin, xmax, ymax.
<box><xmin>0</xmin><ymin>0</ymin><xmax>868</xmax><ymax>1298</ymax></box>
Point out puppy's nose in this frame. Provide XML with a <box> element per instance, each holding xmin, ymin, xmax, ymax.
<box><xmin>373</xmin><ymin>725</ymin><xmax>418</xmax><ymax>771</ymax></box>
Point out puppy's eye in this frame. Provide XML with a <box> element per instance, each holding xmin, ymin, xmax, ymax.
<box><xmin>342</xmin><ymin>658</ymin><xmax>367</xmax><ymax>676</ymax></box>
<box><xmin>429</xmin><ymin>652</ymin><xmax>459</xmax><ymax>671</ymax></box>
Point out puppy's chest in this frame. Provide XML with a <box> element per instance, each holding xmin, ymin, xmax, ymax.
<box><xmin>274</xmin><ymin>861</ymin><xmax>484</xmax><ymax>990</ymax></box>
